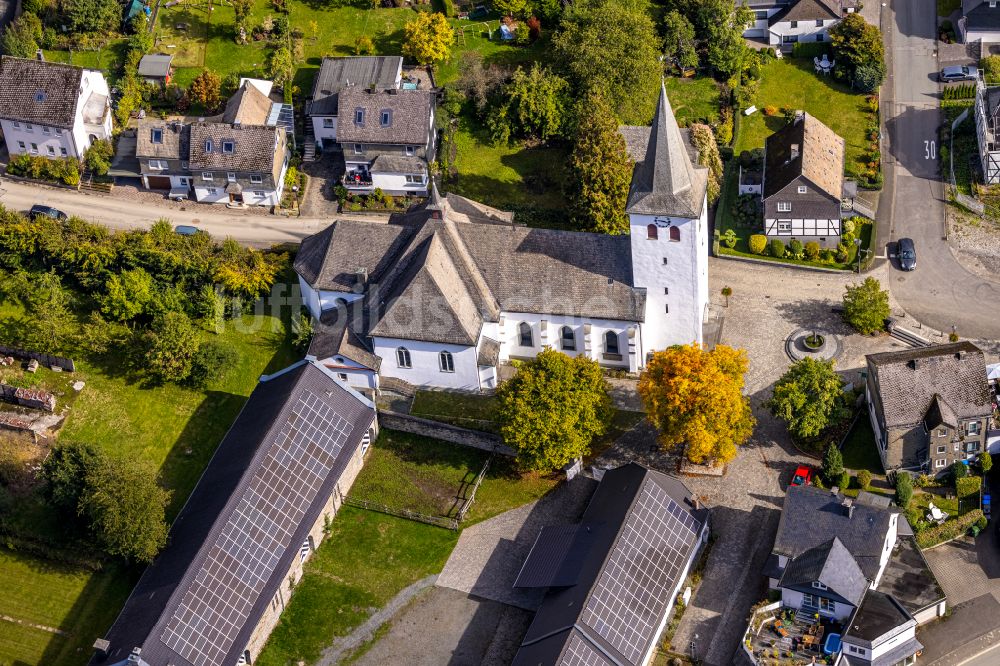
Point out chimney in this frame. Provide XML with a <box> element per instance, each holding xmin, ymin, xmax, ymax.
<box><xmin>909</xmin><ymin>359</ymin><xmax>919</xmax><ymax>370</ymax></box>
<box><xmin>790</xmin><ymin>143</ymin><xmax>800</xmax><ymax>161</ymax></box>
<box><xmin>126</xmin><ymin>647</ymin><xmax>143</xmax><ymax>666</ymax></box>
<box><xmin>842</xmin><ymin>498</ymin><xmax>855</xmax><ymax>519</ymax></box>
<box><xmin>958</xmin><ymin>350</ymin><xmax>967</xmax><ymax>360</ymax></box>
<box><xmin>693</xmin><ymin>496</ymin><xmax>701</xmax><ymax>510</ymax></box>
<box><xmin>35</xmin><ymin>49</ymin><xmax>44</xmax><ymax>61</ymax></box>
<box><xmin>830</xmin><ymin>487</ymin><xmax>839</xmax><ymax>496</ymax></box>
<box><xmin>353</xmin><ymin>267</ymin><xmax>368</xmax><ymax>293</ymax></box>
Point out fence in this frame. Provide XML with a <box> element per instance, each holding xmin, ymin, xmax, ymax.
<box><xmin>341</xmin><ymin>495</ymin><xmax>460</xmax><ymax>530</ymax></box>
<box><xmin>950</xmin><ymin>108</ymin><xmax>986</xmax><ymax>215</ymax></box>
<box><xmin>456</xmin><ymin>453</ymin><xmax>492</xmax><ymax>523</ymax></box>
<box><xmin>0</xmin><ymin>346</ymin><xmax>75</xmax><ymax>372</ymax></box>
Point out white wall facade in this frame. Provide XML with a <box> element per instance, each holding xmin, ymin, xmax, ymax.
<box><xmin>744</xmin><ymin>8</ymin><xmax>781</xmax><ymax>38</ymax></box>
<box><xmin>764</xmin><ymin>217</ymin><xmax>841</xmax><ymax>244</ymax></box>
<box><xmin>780</xmin><ymin>588</ymin><xmax>854</xmax><ymax>621</ymax></box>
<box><xmin>317</xmin><ymin>355</ymin><xmax>378</xmax><ymax>391</ymax></box>
<box><xmin>72</xmin><ymin>71</ymin><xmax>113</xmax><ymax>156</ymax></box>
<box><xmin>373</xmin><ymin>336</ymin><xmax>481</xmax><ymax>390</ymax></box>
<box><xmin>370</xmin><ymin>171</ymin><xmax>429</xmax><ymax>196</ymax></box>
<box><xmin>497</xmin><ymin>312</ymin><xmax>641</xmax><ymax>372</ymax></box>
<box><xmin>770</xmin><ymin>19</ymin><xmax>837</xmax><ymax>47</ymax></box>
<box><xmin>142</xmin><ymin>173</ymin><xmax>192</xmax><ymax>190</ymax></box>
<box><xmin>313</xmin><ymin>115</ymin><xmax>338</xmax><ymax>149</ymax></box>
<box><xmin>299</xmin><ymin>278</ymin><xmax>363</xmax><ymax>320</ymax></box>
<box><xmin>193</xmin><ymin>184</ymin><xmax>280</xmax><ymax>206</ymax></box>
<box><xmin>629</xmin><ymin>200</ymin><xmax>708</xmax><ymax>355</ymax></box>
<box><xmin>1</xmin><ymin>120</ymin><xmax>75</xmax><ymax>159</ymax></box>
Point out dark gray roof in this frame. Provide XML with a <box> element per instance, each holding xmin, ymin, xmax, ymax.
<box><xmin>867</xmin><ymin>342</ymin><xmax>991</xmax><ymax>428</ymax></box>
<box><xmin>137</xmin><ymin>54</ymin><xmax>172</xmax><ymax>78</ymax></box>
<box><xmin>136</xmin><ymin>120</ymin><xmax>189</xmax><ymax>160</ymax></box>
<box><xmin>514</xmin><ymin>524</ymin><xmax>594</xmax><ymax>588</ymax></box>
<box><xmin>336</xmin><ymin>88</ymin><xmax>434</xmax><ymax>146</ymax></box>
<box><xmin>0</xmin><ymin>56</ymin><xmax>86</xmax><ymax>129</ymax></box>
<box><xmin>780</xmin><ymin>537</ymin><xmax>868</xmax><ymax>606</ymax></box>
<box><xmin>371</xmin><ymin>154</ymin><xmax>427</xmax><ymax>174</ymax></box>
<box><xmin>94</xmin><ymin>360</ymin><xmax>376</xmax><ymax>666</ymax></box>
<box><xmin>188</xmin><ymin>122</ymin><xmax>285</xmax><ymax>175</ymax></box>
<box><xmin>307</xmin><ymin>303</ymin><xmax>380</xmax><ymax>371</ymax></box>
<box><xmin>774</xmin><ymin>486</ymin><xmax>895</xmax><ymax>581</ymax></box>
<box><xmin>513</xmin><ymin>463</ymin><xmax>708</xmax><ymax>666</ymax></box>
<box><xmin>874</xmin><ymin>537</ymin><xmax>945</xmax><ymax>616</ymax></box>
<box><xmin>764</xmin><ymin>112</ymin><xmax>845</xmax><ymax>200</ymax></box>
<box><xmin>964</xmin><ymin>0</ymin><xmax>1000</xmax><ymax>30</ymax></box>
<box><xmin>769</xmin><ymin>0</ymin><xmax>844</xmax><ymax>23</ymax></box>
<box><xmin>842</xmin><ymin>591</ymin><xmax>915</xmax><ymax>646</ymax></box>
<box><xmin>625</xmin><ymin>83</ymin><xmax>708</xmax><ymax>219</ymax></box>
<box><xmin>308</xmin><ymin>56</ymin><xmax>402</xmax><ymax>117</ymax></box>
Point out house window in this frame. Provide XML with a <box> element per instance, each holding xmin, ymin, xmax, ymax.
<box><xmin>55</xmin><ymin>129</ymin><xmax>62</xmax><ymax>136</ymax></box>
<box><xmin>777</xmin><ymin>221</ymin><xmax>792</xmax><ymax>232</ymax></box>
<box><xmin>338</xmin><ymin>373</ymin><xmax>348</xmax><ymax>381</ymax></box>
<box><xmin>647</xmin><ymin>224</ymin><xmax>658</xmax><ymax>240</ymax></box>
<box><xmin>954</xmin><ymin>442</ymin><xmax>961</xmax><ymax>452</ymax></box>
<box><xmin>207</xmin><ymin>187</ymin><xmax>218</xmax><ymax>194</ymax></box>
<box><xmin>16</xmin><ymin>141</ymin><xmax>24</xmax><ymax>151</ymax></box>
<box><xmin>34</xmin><ymin>91</ymin><xmax>46</xmax><ymax>102</ymax></box>
<box><xmin>938</xmin><ymin>428</ymin><xmax>947</xmax><ymax>437</ymax></box>
<box><xmin>12</xmin><ymin>121</ymin><xmax>19</xmax><ymax>128</ymax></box>
<box><xmin>777</xmin><ymin>202</ymin><xmax>792</xmax><ymax>212</ymax></box>
<box><xmin>149</xmin><ymin>159</ymin><xmax>167</xmax><ymax>170</ymax></box>
<box><xmin>151</xmin><ymin>128</ymin><xmax>163</xmax><ymax>144</ymax></box>
<box><xmin>355</xmin><ymin>108</ymin><xmax>365</xmax><ymax>125</ymax></box>
<box><xmin>790</xmin><ymin>20</ymin><xmax>798</xmax><ymax>28</ymax></box>
<box><xmin>354</xmin><ymin>144</ymin><xmax>363</xmax><ymax>155</ymax></box>
<box><xmin>203</xmin><ymin>172</ymin><xmax>214</xmax><ymax>181</ymax></box>
<box><xmin>204</xmin><ymin>139</ymin><xmax>213</xmax><ymax>152</ymax></box>
<box><xmin>847</xmin><ymin>645</ymin><xmax>865</xmax><ymax>656</ymax></box>
<box><xmin>811</xmin><ymin>581</ymin><xmax>828</xmax><ymax>590</ymax></box>
<box><xmin>665</xmin><ymin>304</ymin><xmax>669</xmax><ymax>313</ymax></box>
<box><xmin>29</xmin><ymin>143</ymin><xmax>37</xmax><ymax>154</ymax></box>
<box><xmin>819</xmin><ymin>598</ymin><xmax>835</xmax><ymax>613</ymax></box>
<box><xmin>815</xmin><ymin>33</ymin><xmax>824</xmax><ymax>42</ymax></box>
<box><xmin>46</xmin><ymin>145</ymin><xmax>54</xmax><ymax>156</ymax></box>
<box><xmin>25</xmin><ymin>123</ymin><xmax>32</xmax><ymax>132</ymax></box>
<box><xmin>664</xmin><ymin>287</ymin><xmax>669</xmax><ymax>295</ymax></box>
<box><xmin>250</xmin><ymin>174</ymin><xmax>263</xmax><ymax>184</ymax></box>
<box><xmin>816</xmin><ymin>19</ymin><xmax>824</xmax><ymax>27</ymax></box>
<box><xmin>396</xmin><ymin>347</ymin><xmax>412</xmax><ymax>368</ymax></box>
<box><xmin>937</xmin><ymin>445</ymin><xmax>946</xmax><ymax>454</ymax></box>
<box><xmin>669</xmin><ymin>226</ymin><xmax>681</xmax><ymax>242</ymax></box>
<box><xmin>439</xmin><ymin>350</ymin><xmax>455</xmax><ymax>373</ymax></box>
<box><xmin>254</xmin><ymin>190</ymin><xmax>265</xmax><ymax>197</ymax></box>
<box><xmin>380</xmin><ymin>110</ymin><xmax>391</xmax><ymax>127</ymax></box>
<box><xmin>783</xmin><ymin>34</ymin><xmax>799</xmax><ymax>43</ymax></box>
<box><xmin>561</xmin><ymin>326</ymin><xmax>576</xmax><ymax>351</ymax></box>
<box><xmin>322</xmin><ymin>118</ymin><xmax>334</xmax><ymax>128</ymax></box>
<box><xmin>604</xmin><ymin>331</ymin><xmax>620</xmax><ymax>355</ymax></box>
<box><xmin>406</xmin><ymin>145</ymin><xmax>415</xmax><ymax>156</ymax></box>
<box><xmin>968</xmin><ymin>421</ymin><xmax>981</xmax><ymax>435</ymax></box>
<box><xmin>797</xmin><ymin>186</ymin><xmax>807</xmax><ymax>194</ymax></box>
<box><xmin>223</xmin><ymin>141</ymin><xmax>235</xmax><ymax>154</ymax></box>
<box><xmin>966</xmin><ymin>441</ymin><xmax>980</xmax><ymax>453</ymax></box>
<box><xmin>754</xmin><ymin>9</ymin><xmax>767</xmax><ymax>19</ymax></box>
<box><xmin>936</xmin><ymin>459</ymin><xmax>946</xmax><ymax>468</ymax></box>
<box><xmin>405</xmin><ymin>174</ymin><xmax>424</xmax><ymax>184</ymax></box>
<box><xmin>519</xmin><ymin>322</ymin><xmax>533</xmax><ymax>347</ymax></box>
<box><xmin>662</xmin><ymin>257</ymin><xmax>668</xmax><ymax>265</ymax></box>
<box><xmin>227</xmin><ymin>172</ymin><xmax>237</xmax><ymax>182</ymax></box>
<box><xmin>42</xmin><ymin>126</ymin><xmax>50</xmax><ymax>135</ymax></box>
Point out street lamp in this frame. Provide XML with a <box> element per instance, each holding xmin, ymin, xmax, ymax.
<box><xmin>855</xmin><ymin>237</ymin><xmax>863</xmax><ymax>274</ymax></box>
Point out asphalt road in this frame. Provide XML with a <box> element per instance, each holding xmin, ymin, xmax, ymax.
<box><xmin>885</xmin><ymin>0</ymin><xmax>1000</xmax><ymax>339</ymax></box>
<box><xmin>962</xmin><ymin>643</ymin><xmax>1000</xmax><ymax>666</ymax></box>
<box><xmin>0</xmin><ymin>178</ymin><xmax>353</xmax><ymax>246</ymax></box>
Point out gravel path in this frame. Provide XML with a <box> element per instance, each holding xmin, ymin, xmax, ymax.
<box><xmin>947</xmin><ymin>207</ymin><xmax>1000</xmax><ymax>281</ymax></box>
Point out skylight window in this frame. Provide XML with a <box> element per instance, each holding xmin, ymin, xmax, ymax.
<box><xmin>34</xmin><ymin>91</ymin><xmax>46</xmax><ymax>103</ymax></box>
<box><xmin>223</xmin><ymin>141</ymin><xmax>234</xmax><ymax>154</ymax></box>
<box><xmin>151</xmin><ymin>128</ymin><xmax>163</xmax><ymax>144</ymax></box>
<box><xmin>205</xmin><ymin>139</ymin><xmax>213</xmax><ymax>152</ymax></box>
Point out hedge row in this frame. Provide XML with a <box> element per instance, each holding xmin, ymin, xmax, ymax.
<box><xmin>915</xmin><ymin>509</ymin><xmax>984</xmax><ymax>549</ymax></box>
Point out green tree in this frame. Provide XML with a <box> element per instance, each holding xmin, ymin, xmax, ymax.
<box><xmin>701</xmin><ymin>0</ymin><xmax>753</xmax><ymax>79</ymax></box>
<box><xmin>639</xmin><ymin>343</ymin><xmax>756</xmax><ymax>465</ymax></box>
<box><xmin>40</xmin><ymin>441</ymin><xmax>103</xmax><ymax>514</ymax></box>
<box><xmin>189</xmin><ymin>69</ymin><xmax>222</xmax><ymax>111</ymax></box>
<box><xmin>267</xmin><ymin>45</ymin><xmax>294</xmax><ymax>87</ymax></box>
<box><xmin>354</xmin><ymin>34</ymin><xmax>376</xmax><ymax>56</ymax></box>
<box><xmin>842</xmin><ymin>277</ymin><xmax>889</xmax><ymax>334</ymax></box>
<box><xmin>292</xmin><ymin>311</ymin><xmax>313</xmax><ymax>353</ymax></box>
<box><xmin>953</xmin><ymin>460</ymin><xmax>968</xmax><ymax>481</ymax></box>
<box><xmin>144</xmin><ymin>311</ymin><xmax>199</xmax><ymax>383</ymax></box>
<box><xmin>829</xmin><ymin>13</ymin><xmax>885</xmax><ymax>89</ymax></box>
<box><xmin>0</xmin><ymin>12</ymin><xmax>43</xmax><ymax>58</ymax></box>
<box><xmin>81</xmin><ymin>454</ymin><xmax>170</xmax><ymax>564</ymax></box>
<box><xmin>403</xmin><ymin>12</ymin><xmax>455</xmax><ymax>65</ymax></box>
<box><xmin>83</xmin><ymin>139</ymin><xmax>114</xmax><ymax>176</ymax></box>
<box><xmin>488</xmin><ymin>64</ymin><xmax>570</xmax><ymax>144</ymax></box>
<box><xmin>569</xmin><ymin>91</ymin><xmax>633</xmax><ymax>234</ymax></box>
<box><xmin>65</xmin><ymin>0</ymin><xmax>121</xmax><ymax>35</ymax></box>
<box><xmin>662</xmin><ymin>10</ymin><xmax>697</xmax><ymax>70</ymax></box>
<box><xmin>768</xmin><ymin>358</ymin><xmax>848</xmax><ymax>440</ymax></box>
<box><xmin>895</xmin><ymin>471</ymin><xmax>913</xmax><ymax>508</ymax></box>
<box><xmin>24</xmin><ymin>271</ymin><xmax>75</xmax><ymax>352</ymax></box>
<box><xmin>553</xmin><ymin>0</ymin><xmax>661</xmax><ymax>124</ymax></box>
<box><xmin>493</xmin><ymin>0</ymin><xmax>527</xmax><ymax>17</ymax></box>
<box><xmin>981</xmin><ymin>452</ymin><xmax>993</xmax><ymax>476</ymax></box>
<box><xmin>102</xmin><ymin>267</ymin><xmax>156</xmax><ymax>322</ymax></box>
<box><xmin>187</xmin><ymin>340</ymin><xmax>238</xmax><ymax>388</ymax></box>
<box><xmin>457</xmin><ymin>51</ymin><xmax>506</xmax><ymax>114</ymax></box>
<box><xmin>857</xmin><ymin>469</ymin><xmax>872</xmax><ymax>491</ymax></box>
<box><xmin>497</xmin><ymin>348</ymin><xmax>613</xmax><ymax>471</ymax></box>
<box><xmin>821</xmin><ymin>443</ymin><xmax>844</xmax><ymax>486</ymax></box>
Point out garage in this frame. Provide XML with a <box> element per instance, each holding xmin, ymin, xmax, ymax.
<box><xmin>146</xmin><ymin>175</ymin><xmax>171</xmax><ymax>190</ymax></box>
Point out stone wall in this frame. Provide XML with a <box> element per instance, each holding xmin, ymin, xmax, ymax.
<box><xmin>378</xmin><ymin>410</ymin><xmax>514</xmax><ymax>457</ymax></box>
<box><xmin>0</xmin><ymin>384</ymin><xmax>55</xmax><ymax>412</ymax></box>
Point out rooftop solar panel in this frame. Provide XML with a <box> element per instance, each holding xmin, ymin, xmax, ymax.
<box><xmin>579</xmin><ymin>477</ymin><xmax>700</xmax><ymax>664</ymax></box>
<box><xmin>562</xmin><ymin>631</ymin><xmax>614</xmax><ymax>666</ymax></box>
<box><xmin>160</xmin><ymin>390</ymin><xmax>353</xmax><ymax>666</ymax></box>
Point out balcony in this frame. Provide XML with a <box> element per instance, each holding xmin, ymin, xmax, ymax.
<box><xmin>343</xmin><ymin>170</ymin><xmax>374</xmax><ymax>190</ymax></box>
<box><xmin>743</xmin><ymin>603</ymin><xmax>843</xmax><ymax>666</ymax></box>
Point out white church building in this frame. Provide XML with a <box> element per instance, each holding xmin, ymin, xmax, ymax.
<box><xmin>293</xmin><ymin>85</ymin><xmax>710</xmax><ymax>392</ymax></box>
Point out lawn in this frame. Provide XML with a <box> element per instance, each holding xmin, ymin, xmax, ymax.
<box><xmin>938</xmin><ymin>0</ymin><xmax>961</xmax><ymax>16</ymax></box>
<box><xmin>734</xmin><ymin>58</ymin><xmax>875</xmax><ymax>178</ymax></box>
<box><xmin>256</xmin><ymin>507</ymin><xmax>459</xmax><ymax>666</ymax></box>
<box><xmin>663</xmin><ymin>75</ymin><xmax>721</xmax><ymax>127</ymax></box>
<box><xmin>42</xmin><ymin>40</ymin><xmax>130</xmax><ymax>81</ymax></box>
<box><xmin>349</xmin><ymin>429</ymin><xmax>558</xmax><ymax>523</ymax></box>
<box><xmin>840</xmin><ymin>415</ymin><xmax>884</xmax><ymax>474</ymax></box>
<box><xmin>410</xmin><ymin>389</ymin><xmax>498</xmax><ymax>432</ymax></box>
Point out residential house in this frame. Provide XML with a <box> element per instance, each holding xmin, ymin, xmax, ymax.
<box><xmin>307</xmin><ymin>56</ymin><xmax>403</xmax><ymax>151</ymax></box>
<box><xmin>762</xmin><ymin>111</ymin><xmax>846</xmax><ymax>247</ymax></box>
<box><xmin>511</xmin><ymin>463</ymin><xmax>709</xmax><ymax>666</ymax></box>
<box><xmin>866</xmin><ymin>342</ymin><xmax>993</xmax><ymax>475</ymax></box>
<box><xmin>974</xmin><ymin>79</ymin><xmax>1000</xmax><ymax>184</ymax></box>
<box><xmin>136</xmin><ymin>81</ymin><xmax>291</xmax><ymax>205</ymax></box>
<box><xmin>959</xmin><ymin>0</ymin><xmax>1000</xmax><ymax>44</ymax></box>
<box><xmin>0</xmin><ymin>55</ymin><xmax>113</xmax><ymax>160</ymax></box>
<box><xmin>294</xmin><ymin>84</ymin><xmax>711</xmax><ymax>391</ymax></box>
<box><xmin>742</xmin><ymin>0</ymin><xmax>858</xmax><ymax>49</ymax></box>
<box><xmin>137</xmin><ymin>54</ymin><xmax>172</xmax><ymax>87</ymax></box>
<box><xmin>744</xmin><ymin>485</ymin><xmax>945</xmax><ymax>665</ymax></box>
<box><xmin>89</xmin><ymin>359</ymin><xmax>378</xmax><ymax>666</ymax></box>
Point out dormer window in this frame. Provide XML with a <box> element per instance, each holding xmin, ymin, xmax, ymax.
<box><xmin>34</xmin><ymin>91</ymin><xmax>46</xmax><ymax>103</ymax></box>
<box><xmin>355</xmin><ymin>108</ymin><xmax>365</xmax><ymax>125</ymax></box>
<box><xmin>811</xmin><ymin>581</ymin><xmax>828</xmax><ymax>590</ymax></box>
<box><xmin>223</xmin><ymin>141</ymin><xmax>234</xmax><ymax>154</ymax></box>
<box><xmin>205</xmin><ymin>139</ymin><xmax>213</xmax><ymax>152</ymax></box>
<box><xmin>777</xmin><ymin>202</ymin><xmax>792</xmax><ymax>212</ymax></box>
<box><xmin>151</xmin><ymin>128</ymin><xmax>163</xmax><ymax>144</ymax></box>
<box><xmin>405</xmin><ymin>145</ymin><xmax>415</xmax><ymax>156</ymax></box>
<box><xmin>380</xmin><ymin>109</ymin><xmax>391</xmax><ymax>127</ymax></box>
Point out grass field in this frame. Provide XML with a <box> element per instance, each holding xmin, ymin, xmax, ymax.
<box><xmin>734</xmin><ymin>58</ymin><xmax>874</xmax><ymax>177</ymax></box>
<box><xmin>841</xmin><ymin>416</ymin><xmax>884</xmax><ymax>474</ymax></box>
<box><xmin>410</xmin><ymin>389</ymin><xmax>499</xmax><ymax>432</ymax></box>
<box><xmin>663</xmin><ymin>75</ymin><xmax>722</xmax><ymax>127</ymax></box>
<box><xmin>256</xmin><ymin>507</ymin><xmax>459</xmax><ymax>666</ymax></box>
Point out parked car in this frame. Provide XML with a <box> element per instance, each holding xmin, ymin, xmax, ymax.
<box><xmin>174</xmin><ymin>225</ymin><xmax>202</xmax><ymax>236</ymax></box>
<box><xmin>28</xmin><ymin>204</ymin><xmax>67</xmax><ymax>221</ymax></box>
<box><xmin>897</xmin><ymin>238</ymin><xmax>916</xmax><ymax>271</ymax></box>
<box><xmin>791</xmin><ymin>465</ymin><xmax>813</xmax><ymax>487</ymax></box>
<box><xmin>984</xmin><ymin>492</ymin><xmax>991</xmax><ymax>520</ymax></box>
<box><xmin>940</xmin><ymin>65</ymin><xmax>979</xmax><ymax>82</ymax></box>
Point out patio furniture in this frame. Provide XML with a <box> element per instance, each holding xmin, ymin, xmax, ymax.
<box><xmin>774</xmin><ymin>618</ymin><xmax>789</xmax><ymax>638</ymax></box>
<box><xmin>802</xmin><ymin>634</ymin><xmax>819</xmax><ymax>651</ymax></box>
<box><xmin>927</xmin><ymin>502</ymin><xmax>949</xmax><ymax>524</ymax></box>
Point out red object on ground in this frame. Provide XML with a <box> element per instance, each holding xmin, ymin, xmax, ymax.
<box><xmin>791</xmin><ymin>465</ymin><xmax>813</xmax><ymax>486</ymax></box>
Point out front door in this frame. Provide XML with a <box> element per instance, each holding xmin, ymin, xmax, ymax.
<box><xmin>229</xmin><ymin>192</ymin><xmax>243</xmax><ymax>203</ymax></box>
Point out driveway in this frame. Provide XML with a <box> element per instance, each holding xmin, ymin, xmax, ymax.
<box><xmin>883</xmin><ymin>0</ymin><xmax>1000</xmax><ymax>339</ymax></box>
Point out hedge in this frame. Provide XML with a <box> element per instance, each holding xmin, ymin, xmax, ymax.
<box><xmin>7</xmin><ymin>153</ymin><xmax>80</xmax><ymax>186</ymax></box>
<box><xmin>916</xmin><ymin>509</ymin><xmax>983</xmax><ymax>549</ymax></box>
<box><xmin>957</xmin><ymin>475</ymin><xmax>981</xmax><ymax>513</ymax></box>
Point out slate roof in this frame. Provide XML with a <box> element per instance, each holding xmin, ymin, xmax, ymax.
<box><xmin>625</xmin><ymin>83</ymin><xmax>709</xmax><ymax>218</ymax></box>
<box><xmin>512</xmin><ymin>464</ymin><xmax>708</xmax><ymax>666</ymax></box>
<box><xmin>867</xmin><ymin>342</ymin><xmax>991</xmax><ymax>428</ymax></box>
<box><xmin>92</xmin><ymin>360</ymin><xmax>376</xmax><ymax>666</ymax></box>
<box><xmin>964</xmin><ymin>0</ymin><xmax>1000</xmax><ymax>30</ymax></box>
<box><xmin>223</xmin><ymin>81</ymin><xmax>274</xmax><ymax>125</ymax></box>
<box><xmin>0</xmin><ymin>56</ymin><xmax>87</xmax><ymax>129</ymax></box>
<box><xmin>137</xmin><ymin>54</ymin><xmax>172</xmax><ymax>78</ymax></box>
<box><xmin>764</xmin><ymin>112</ymin><xmax>845</xmax><ymax>199</ymax></box>
<box><xmin>844</xmin><ymin>590</ymin><xmax>915</xmax><ymax>645</ymax></box>
<box><xmin>136</xmin><ymin>120</ymin><xmax>189</xmax><ymax>160</ymax></box>
<box><xmin>308</xmin><ymin>56</ymin><xmax>402</xmax><ymax>116</ymax></box>
<box><xmin>769</xmin><ymin>0</ymin><xmax>845</xmax><ymax>24</ymax></box>
<box><xmin>773</xmin><ymin>486</ymin><xmax>895</xmax><ymax>581</ymax></box>
<box><xmin>336</xmin><ymin>88</ymin><xmax>434</xmax><ymax>146</ymax></box>
<box><xmin>779</xmin><ymin>537</ymin><xmax>868</xmax><ymax>606</ymax></box>
<box><xmin>307</xmin><ymin>302</ymin><xmax>381</xmax><ymax>371</ymax></box>
<box><xmin>188</xmin><ymin>122</ymin><xmax>285</xmax><ymax>176</ymax></box>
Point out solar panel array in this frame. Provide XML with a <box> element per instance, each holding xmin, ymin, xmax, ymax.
<box><xmin>161</xmin><ymin>390</ymin><xmax>354</xmax><ymax>666</ymax></box>
<box><xmin>561</xmin><ymin>631</ymin><xmax>614</xmax><ymax>666</ymax></box>
<box><xmin>579</xmin><ymin>478</ymin><xmax>700</xmax><ymax>664</ymax></box>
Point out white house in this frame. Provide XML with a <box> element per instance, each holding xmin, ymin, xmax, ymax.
<box><xmin>294</xmin><ymin>84</ymin><xmax>711</xmax><ymax>392</ymax></box>
<box><xmin>307</xmin><ymin>56</ymin><xmax>403</xmax><ymax>150</ymax></box>
<box><xmin>960</xmin><ymin>0</ymin><xmax>1000</xmax><ymax>44</ymax></box>
<box><xmin>0</xmin><ymin>55</ymin><xmax>113</xmax><ymax>160</ymax></box>
<box><xmin>742</xmin><ymin>0</ymin><xmax>857</xmax><ymax>50</ymax></box>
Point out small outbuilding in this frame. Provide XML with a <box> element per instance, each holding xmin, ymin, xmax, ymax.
<box><xmin>137</xmin><ymin>54</ymin><xmax>172</xmax><ymax>86</ymax></box>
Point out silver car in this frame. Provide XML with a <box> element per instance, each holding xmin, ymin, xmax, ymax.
<box><xmin>940</xmin><ymin>65</ymin><xmax>979</xmax><ymax>82</ymax></box>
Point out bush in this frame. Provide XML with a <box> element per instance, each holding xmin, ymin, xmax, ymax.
<box><xmin>915</xmin><ymin>509</ymin><xmax>983</xmax><ymax>549</ymax></box>
<box><xmin>7</xmin><ymin>153</ymin><xmax>81</xmax><ymax>186</ymax></box>
<box><xmin>821</xmin><ymin>249</ymin><xmax>836</xmax><ymax>263</ymax></box>
<box><xmin>982</xmin><ymin>55</ymin><xmax>1000</xmax><ymax>84</ymax></box>
<box><xmin>788</xmin><ymin>238</ymin><xmax>803</xmax><ymax>257</ymax></box>
<box><xmin>981</xmin><ymin>452</ymin><xmax>993</xmax><ymax>476</ymax></box>
<box><xmin>857</xmin><ymin>469</ymin><xmax>872</xmax><ymax>490</ymax></box>
<box><xmin>804</xmin><ymin>241</ymin><xmax>820</xmax><ymax>260</ymax></box>
<box><xmin>722</xmin><ymin>228</ymin><xmax>738</xmax><ymax>249</ymax></box>
<box><xmin>792</xmin><ymin>41</ymin><xmax>826</xmax><ymax>59</ymax></box>
<box><xmin>441</xmin><ymin>0</ymin><xmax>456</xmax><ymax>17</ymax></box>
<box><xmin>953</xmin><ymin>460</ymin><xmax>968</xmax><ymax>481</ymax></box>
<box><xmin>749</xmin><ymin>234</ymin><xmax>767</xmax><ymax>255</ymax></box>
<box><xmin>716</xmin><ymin>107</ymin><xmax>733</xmax><ymax>146</ymax></box>
<box><xmin>839</xmin><ymin>471</ymin><xmax>852</xmax><ymax>492</ymax></box>
<box><xmin>895</xmin><ymin>471</ymin><xmax>913</xmax><ymax>508</ymax></box>
<box><xmin>731</xmin><ymin>194</ymin><xmax>761</xmax><ymax>227</ymax></box>
<box><xmin>763</xmin><ymin>105</ymin><xmax>779</xmax><ymax>116</ymax></box>
<box><xmin>186</xmin><ymin>340</ymin><xmax>238</xmax><ymax>388</ymax></box>
<box><xmin>835</xmin><ymin>243</ymin><xmax>850</xmax><ymax>263</ymax></box>
<box><xmin>822</xmin><ymin>443</ymin><xmax>844</xmax><ymax>485</ymax></box>
<box><xmin>957</xmin><ymin>475</ymin><xmax>980</xmax><ymax>506</ymax></box>
<box><xmin>83</xmin><ymin>139</ymin><xmax>113</xmax><ymax>176</ymax></box>
<box><xmin>769</xmin><ymin>238</ymin><xmax>785</xmax><ymax>258</ymax></box>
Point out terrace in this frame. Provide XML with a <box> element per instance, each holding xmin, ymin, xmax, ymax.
<box><xmin>343</xmin><ymin>168</ymin><xmax>374</xmax><ymax>190</ymax></box>
<box><xmin>744</xmin><ymin>602</ymin><xmax>843</xmax><ymax>666</ymax></box>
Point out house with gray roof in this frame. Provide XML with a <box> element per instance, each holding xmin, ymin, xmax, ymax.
<box><xmin>742</xmin><ymin>0</ymin><xmax>858</xmax><ymax>49</ymax></box>
<box><xmin>89</xmin><ymin>359</ymin><xmax>378</xmax><ymax>666</ymax></box>
<box><xmin>960</xmin><ymin>0</ymin><xmax>1000</xmax><ymax>43</ymax></box>
<box><xmin>511</xmin><ymin>463</ymin><xmax>709</xmax><ymax>666</ymax></box>
<box><xmin>135</xmin><ymin>81</ymin><xmax>290</xmax><ymax>205</ymax></box>
<box><xmin>0</xmin><ymin>55</ymin><xmax>113</xmax><ymax>161</ymax></box>
<box><xmin>974</xmin><ymin>78</ymin><xmax>1000</xmax><ymax>184</ymax></box>
<box><xmin>295</xmin><ymin>84</ymin><xmax>710</xmax><ymax>391</ymax></box>
<box><xmin>865</xmin><ymin>342</ymin><xmax>992</xmax><ymax>474</ymax></box>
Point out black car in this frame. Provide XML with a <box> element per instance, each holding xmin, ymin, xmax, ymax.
<box><xmin>897</xmin><ymin>237</ymin><xmax>916</xmax><ymax>271</ymax></box>
<box><xmin>28</xmin><ymin>204</ymin><xmax>67</xmax><ymax>221</ymax></box>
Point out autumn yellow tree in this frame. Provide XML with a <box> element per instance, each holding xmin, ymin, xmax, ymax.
<box><xmin>638</xmin><ymin>343</ymin><xmax>755</xmax><ymax>465</ymax></box>
<box><xmin>403</xmin><ymin>12</ymin><xmax>455</xmax><ymax>65</ymax></box>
